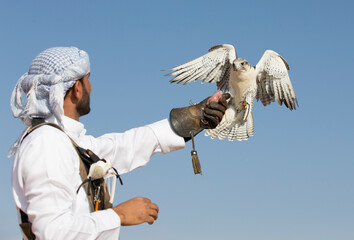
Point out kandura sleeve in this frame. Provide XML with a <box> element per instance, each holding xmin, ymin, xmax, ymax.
<box><xmin>19</xmin><ymin>127</ymin><xmax>121</xmax><ymax>240</ymax></box>
<box><xmin>76</xmin><ymin>119</ymin><xmax>185</xmax><ymax>175</ymax></box>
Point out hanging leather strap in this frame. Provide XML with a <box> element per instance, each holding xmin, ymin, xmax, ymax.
<box><xmin>19</xmin><ymin>209</ymin><xmax>35</xmax><ymax>240</ymax></box>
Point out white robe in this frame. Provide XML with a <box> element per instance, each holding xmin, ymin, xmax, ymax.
<box><xmin>12</xmin><ymin>116</ymin><xmax>185</xmax><ymax>240</ymax></box>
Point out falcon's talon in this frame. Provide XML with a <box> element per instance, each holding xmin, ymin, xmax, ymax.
<box><xmin>242</xmin><ymin>102</ymin><xmax>247</xmax><ymax>109</ymax></box>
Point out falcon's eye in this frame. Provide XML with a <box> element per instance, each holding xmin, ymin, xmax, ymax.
<box><xmin>241</xmin><ymin>62</ymin><xmax>245</xmax><ymax>66</ymax></box>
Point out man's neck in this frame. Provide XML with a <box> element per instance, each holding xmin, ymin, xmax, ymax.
<box><xmin>64</xmin><ymin>113</ymin><xmax>80</xmax><ymax>122</ymax></box>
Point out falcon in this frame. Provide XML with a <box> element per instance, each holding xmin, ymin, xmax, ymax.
<box><xmin>165</xmin><ymin>44</ymin><xmax>298</xmax><ymax>141</ymax></box>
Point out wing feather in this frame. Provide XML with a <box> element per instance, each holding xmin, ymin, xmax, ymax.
<box><xmin>203</xmin><ymin>62</ymin><xmax>222</xmax><ymax>83</ymax></box>
<box><xmin>217</xmin><ymin>64</ymin><xmax>231</xmax><ymax>91</ymax></box>
<box><xmin>255</xmin><ymin>50</ymin><xmax>298</xmax><ymax>110</ymax></box>
<box><xmin>183</xmin><ymin>66</ymin><xmax>210</xmax><ymax>85</ymax></box>
<box><xmin>165</xmin><ymin>44</ymin><xmax>237</xmax><ymax>89</ymax></box>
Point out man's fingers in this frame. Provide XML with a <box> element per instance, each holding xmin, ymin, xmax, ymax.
<box><xmin>207</xmin><ymin>102</ymin><xmax>227</xmax><ymax>113</ymax></box>
<box><xmin>203</xmin><ymin>113</ymin><xmax>220</xmax><ymax>128</ymax></box>
<box><xmin>220</xmin><ymin>93</ymin><xmax>230</xmax><ymax>108</ymax></box>
<box><xmin>147</xmin><ymin>216</ymin><xmax>156</xmax><ymax>225</ymax></box>
<box><xmin>149</xmin><ymin>208</ymin><xmax>159</xmax><ymax>220</ymax></box>
<box><xmin>150</xmin><ymin>203</ymin><xmax>159</xmax><ymax>213</ymax></box>
<box><xmin>146</xmin><ymin>204</ymin><xmax>159</xmax><ymax>224</ymax></box>
<box><xmin>145</xmin><ymin>202</ymin><xmax>158</xmax><ymax>222</ymax></box>
<box><xmin>149</xmin><ymin>203</ymin><xmax>159</xmax><ymax>220</ymax></box>
<box><xmin>202</xmin><ymin>93</ymin><xmax>229</xmax><ymax>129</ymax></box>
<box><xmin>204</xmin><ymin>107</ymin><xmax>224</xmax><ymax>120</ymax></box>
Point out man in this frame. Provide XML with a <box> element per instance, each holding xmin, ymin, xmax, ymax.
<box><xmin>9</xmin><ymin>47</ymin><xmax>228</xmax><ymax>239</ymax></box>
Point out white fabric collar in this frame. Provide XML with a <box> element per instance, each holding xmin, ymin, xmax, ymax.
<box><xmin>61</xmin><ymin>116</ymin><xmax>87</xmax><ymax>140</ymax></box>
<box><xmin>46</xmin><ymin>115</ymin><xmax>87</xmax><ymax>139</ymax></box>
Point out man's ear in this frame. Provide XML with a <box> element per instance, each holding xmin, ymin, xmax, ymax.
<box><xmin>64</xmin><ymin>81</ymin><xmax>82</xmax><ymax>103</ymax></box>
<box><xmin>72</xmin><ymin>80</ymin><xmax>83</xmax><ymax>100</ymax></box>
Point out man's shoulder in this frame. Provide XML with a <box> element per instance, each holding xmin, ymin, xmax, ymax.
<box><xmin>16</xmin><ymin>124</ymin><xmax>79</xmax><ymax>182</ymax></box>
<box><xmin>22</xmin><ymin>124</ymin><xmax>71</xmax><ymax>146</ymax></box>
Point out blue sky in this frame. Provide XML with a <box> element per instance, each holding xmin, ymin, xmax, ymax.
<box><xmin>1</xmin><ymin>1</ymin><xmax>353</xmax><ymax>239</ymax></box>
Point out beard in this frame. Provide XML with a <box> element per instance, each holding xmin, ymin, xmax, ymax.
<box><xmin>76</xmin><ymin>87</ymin><xmax>91</xmax><ymax>117</ymax></box>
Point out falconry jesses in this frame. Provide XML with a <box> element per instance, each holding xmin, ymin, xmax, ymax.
<box><xmin>165</xmin><ymin>44</ymin><xmax>298</xmax><ymax>141</ymax></box>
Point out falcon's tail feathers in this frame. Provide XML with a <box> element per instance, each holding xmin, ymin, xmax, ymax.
<box><xmin>205</xmin><ymin>113</ymin><xmax>254</xmax><ymax>141</ymax></box>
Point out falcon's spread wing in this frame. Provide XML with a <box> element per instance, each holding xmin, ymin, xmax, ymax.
<box><xmin>255</xmin><ymin>50</ymin><xmax>298</xmax><ymax>110</ymax></box>
<box><xmin>165</xmin><ymin>44</ymin><xmax>237</xmax><ymax>91</ymax></box>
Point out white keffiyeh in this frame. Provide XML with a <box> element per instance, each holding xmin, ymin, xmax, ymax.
<box><xmin>9</xmin><ymin>46</ymin><xmax>90</xmax><ymax>156</ymax></box>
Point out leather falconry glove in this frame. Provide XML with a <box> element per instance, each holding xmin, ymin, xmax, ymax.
<box><xmin>169</xmin><ymin>92</ymin><xmax>230</xmax><ymax>174</ymax></box>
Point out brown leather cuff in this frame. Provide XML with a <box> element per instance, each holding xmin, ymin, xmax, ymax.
<box><xmin>169</xmin><ymin>104</ymin><xmax>204</xmax><ymax>138</ymax></box>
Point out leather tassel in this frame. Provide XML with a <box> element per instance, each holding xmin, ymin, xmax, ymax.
<box><xmin>190</xmin><ymin>132</ymin><xmax>202</xmax><ymax>175</ymax></box>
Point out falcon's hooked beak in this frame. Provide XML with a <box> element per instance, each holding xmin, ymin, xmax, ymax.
<box><xmin>233</xmin><ymin>63</ymin><xmax>241</xmax><ymax>71</ymax></box>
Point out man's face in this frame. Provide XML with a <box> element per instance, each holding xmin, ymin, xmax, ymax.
<box><xmin>76</xmin><ymin>74</ymin><xmax>92</xmax><ymax>117</ymax></box>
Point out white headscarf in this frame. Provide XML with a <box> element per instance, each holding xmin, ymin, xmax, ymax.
<box><xmin>9</xmin><ymin>46</ymin><xmax>90</xmax><ymax>156</ymax></box>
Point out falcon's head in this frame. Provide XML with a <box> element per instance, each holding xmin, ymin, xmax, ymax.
<box><xmin>233</xmin><ymin>58</ymin><xmax>252</xmax><ymax>72</ymax></box>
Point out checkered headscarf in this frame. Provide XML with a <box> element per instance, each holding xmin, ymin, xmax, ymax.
<box><xmin>9</xmin><ymin>47</ymin><xmax>90</xmax><ymax>157</ymax></box>
<box><xmin>10</xmin><ymin>47</ymin><xmax>90</xmax><ymax>127</ymax></box>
